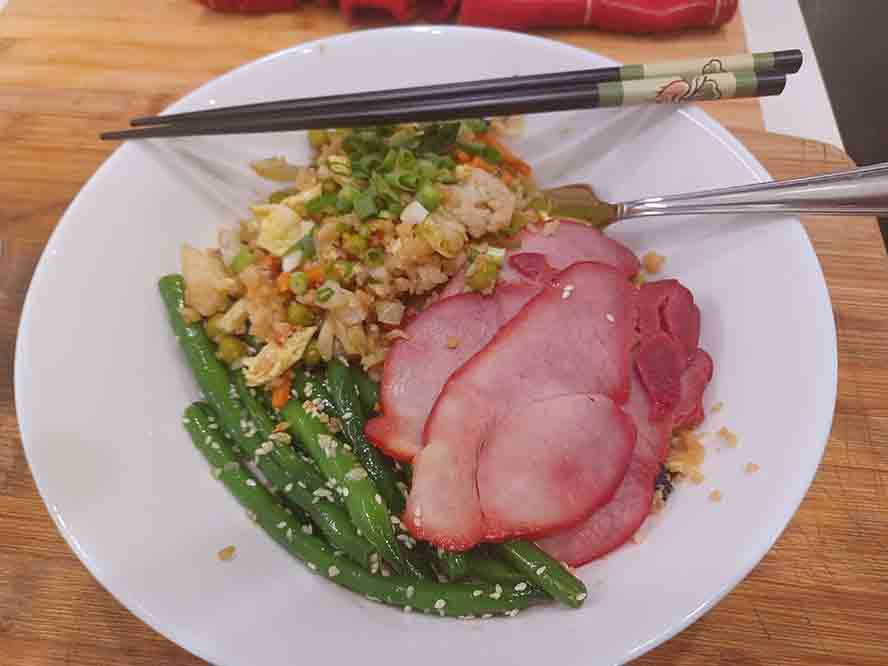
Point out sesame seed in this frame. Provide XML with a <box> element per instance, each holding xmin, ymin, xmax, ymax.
<box><xmin>302</xmin><ymin>524</ymin><xmax>313</xmax><ymax>535</ymax></box>
<box><xmin>576</xmin><ymin>592</ymin><xmax>587</xmax><ymax>601</ymax></box>
<box><xmin>561</xmin><ymin>284</ymin><xmax>575</xmax><ymax>299</ymax></box>
<box><xmin>245</xmin><ymin>479</ymin><xmax>257</xmax><ymax>487</ymax></box>
<box><xmin>403</xmin><ymin>606</ymin><xmax>413</xmax><ymax>613</ymax></box>
<box><xmin>307</xmin><ymin>562</ymin><xmax>317</xmax><ymax>571</ymax></box>
<box><xmin>333</xmin><ymin>550</ymin><xmax>344</xmax><ymax>557</ymax></box>
<box><xmin>286</xmin><ymin>528</ymin><xmax>294</xmax><ymax>542</ymax></box>
<box><xmin>535</xmin><ymin>566</ymin><xmax>547</xmax><ymax>575</ymax></box>
<box><xmin>434</xmin><ymin>599</ymin><xmax>447</xmax><ymax>610</ymax></box>
<box><xmin>328</xmin><ymin>565</ymin><xmax>340</xmax><ymax>578</ymax></box>
<box><xmin>211</xmin><ymin>467</ymin><xmax>222</xmax><ymax>479</ymax></box>
<box><xmin>489</xmin><ymin>584</ymin><xmax>503</xmax><ymax>600</ymax></box>
<box><xmin>245</xmin><ymin>510</ymin><xmax>257</xmax><ymax>522</ymax></box>
<box><xmin>297</xmin><ymin>481</ymin><xmax>307</xmax><ymax>489</ymax></box>
<box><xmin>276</xmin><ymin>521</ymin><xmax>286</xmax><ymax>529</ymax></box>
<box><xmin>481</xmin><ymin>613</ymin><xmax>493</xmax><ymax>620</ymax></box>
<box><xmin>472</xmin><ymin>589</ymin><xmax>483</xmax><ymax>597</ymax></box>
<box><xmin>514</xmin><ymin>582</ymin><xmax>528</xmax><ymax>591</ymax></box>
<box><xmin>405</xmin><ymin>585</ymin><xmax>415</xmax><ymax>598</ymax></box>
<box><xmin>505</xmin><ymin>609</ymin><xmax>519</xmax><ymax>617</ymax></box>
<box><xmin>374</xmin><ymin>494</ymin><xmax>383</xmax><ymax>505</ymax></box>
<box><xmin>284</xmin><ymin>483</ymin><xmax>294</xmax><ymax>492</ymax></box>
<box><xmin>605</xmin><ymin>313</ymin><xmax>615</xmax><ymax>323</ymax></box>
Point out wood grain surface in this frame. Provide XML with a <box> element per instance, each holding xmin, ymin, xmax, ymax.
<box><xmin>1</xmin><ymin>2</ymin><xmax>886</xmax><ymax>665</ymax></box>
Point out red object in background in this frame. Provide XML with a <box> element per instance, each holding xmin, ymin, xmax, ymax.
<box><xmin>318</xmin><ymin>0</ymin><xmax>458</xmax><ymax>22</ymax></box>
<box><xmin>196</xmin><ymin>0</ymin><xmax>736</xmax><ymax>33</ymax></box>
<box><xmin>197</xmin><ymin>0</ymin><xmax>299</xmax><ymax>12</ymax></box>
<box><xmin>458</xmin><ymin>0</ymin><xmax>738</xmax><ymax>32</ymax></box>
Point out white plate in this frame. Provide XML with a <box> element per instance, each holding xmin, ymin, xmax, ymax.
<box><xmin>16</xmin><ymin>26</ymin><xmax>836</xmax><ymax>666</ymax></box>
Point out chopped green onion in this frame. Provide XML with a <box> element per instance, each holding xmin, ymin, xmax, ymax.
<box><xmin>295</xmin><ymin>234</ymin><xmax>316</xmax><ymax>260</ymax></box>
<box><xmin>365</xmin><ymin>247</ymin><xmax>385</xmax><ymax>266</ymax></box>
<box><xmin>357</xmin><ymin>222</ymin><xmax>371</xmax><ymax>239</ymax></box>
<box><xmin>417</xmin><ymin>182</ymin><xmax>441</xmax><ymax>212</ymax></box>
<box><xmin>342</xmin><ymin>233</ymin><xmax>369</xmax><ymax>258</ymax></box>
<box><xmin>381</xmin><ymin>149</ymin><xmax>397</xmax><ymax>172</ymax></box>
<box><xmin>287</xmin><ymin>302</ymin><xmax>318</xmax><ymax>327</ymax></box>
<box><xmin>289</xmin><ymin>271</ymin><xmax>309</xmax><ymax>295</ymax></box>
<box><xmin>416</xmin><ymin>159</ymin><xmax>438</xmax><ymax>180</ymax></box>
<box><xmin>333</xmin><ymin>260</ymin><xmax>354</xmax><ymax>282</ymax></box>
<box><xmin>268</xmin><ymin>188</ymin><xmax>297</xmax><ymax>204</ymax></box>
<box><xmin>486</xmin><ymin>246</ymin><xmax>506</xmax><ymax>266</ymax></box>
<box><xmin>231</xmin><ymin>248</ymin><xmax>257</xmax><ymax>274</ymax></box>
<box><xmin>316</xmin><ymin>286</ymin><xmax>335</xmax><ymax>303</ymax></box>
<box><xmin>503</xmin><ymin>210</ymin><xmax>531</xmax><ymax>237</ymax></box>
<box><xmin>354</xmin><ymin>192</ymin><xmax>378</xmax><ymax>220</ymax></box>
<box><xmin>395</xmin><ymin>149</ymin><xmax>416</xmax><ymax>172</ymax></box>
<box><xmin>306</xmin><ymin>193</ymin><xmax>338</xmax><ymax>217</ymax></box>
<box><xmin>388</xmin><ymin>127</ymin><xmax>416</xmax><ymax>148</ymax></box>
<box><xmin>464</xmin><ymin>118</ymin><xmax>490</xmax><ymax>134</ymax></box>
<box><xmin>308</xmin><ymin>129</ymin><xmax>329</xmax><ymax>150</ymax></box>
<box><xmin>327</xmin><ymin>155</ymin><xmax>351</xmax><ymax>176</ymax></box>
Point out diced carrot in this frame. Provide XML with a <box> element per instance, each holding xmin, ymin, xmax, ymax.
<box><xmin>277</xmin><ymin>271</ymin><xmax>291</xmax><ymax>293</ymax></box>
<box><xmin>470</xmin><ymin>156</ymin><xmax>497</xmax><ymax>174</ymax></box>
<box><xmin>479</xmin><ymin>133</ymin><xmax>532</xmax><ymax>176</ymax></box>
<box><xmin>454</xmin><ymin>149</ymin><xmax>472</xmax><ymax>164</ymax></box>
<box><xmin>305</xmin><ymin>264</ymin><xmax>326</xmax><ymax>286</ymax></box>
<box><xmin>501</xmin><ymin>169</ymin><xmax>514</xmax><ymax>186</ymax></box>
<box><xmin>271</xmin><ymin>372</ymin><xmax>292</xmax><ymax>409</ymax></box>
<box><xmin>260</xmin><ymin>254</ymin><xmax>282</xmax><ymax>274</ymax></box>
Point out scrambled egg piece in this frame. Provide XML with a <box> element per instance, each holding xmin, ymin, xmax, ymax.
<box><xmin>242</xmin><ymin>326</ymin><xmax>317</xmax><ymax>386</ymax></box>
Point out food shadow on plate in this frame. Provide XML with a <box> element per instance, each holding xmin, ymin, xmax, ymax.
<box><xmin>137</xmin><ymin>138</ymin><xmax>271</xmax><ymax>220</ymax></box>
<box><xmin>527</xmin><ymin>105</ymin><xmax>680</xmax><ymax>186</ymax></box>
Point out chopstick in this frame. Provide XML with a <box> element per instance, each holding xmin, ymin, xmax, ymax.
<box><xmin>101</xmin><ymin>50</ymin><xmax>799</xmax><ymax>142</ymax></box>
<box><xmin>128</xmin><ymin>49</ymin><xmax>801</xmax><ymax>129</ymax></box>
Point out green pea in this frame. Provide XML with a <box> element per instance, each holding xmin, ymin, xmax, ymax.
<box><xmin>417</xmin><ymin>182</ymin><xmax>441</xmax><ymax>212</ymax></box>
<box><xmin>308</xmin><ymin>129</ymin><xmax>329</xmax><ymax>150</ymax></box>
<box><xmin>466</xmin><ymin>256</ymin><xmax>499</xmax><ymax>292</ymax></box>
<box><xmin>205</xmin><ymin>313</ymin><xmax>225</xmax><ymax>342</ymax></box>
<box><xmin>287</xmin><ymin>302</ymin><xmax>318</xmax><ymax>327</ymax></box>
<box><xmin>342</xmin><ymin>233</ymin><xmax>369</xmax><ymax>258</ymax></box>
<box><xmin>322</xmin><ymin>180</ymin><xmax>339</xmax><ymax>195</ymax></box>
<box><xmin>216</xmin><ymin>335</ymin><xmax>247</xmax><ymax>365</ymax></box>
<box><xmin>289</xmin><ymin>272</ymin><xmax>309</xmax><ymax>295</ymax></box>
<box><xmin>304</xmin><ymin>341</ymin><xmax>322</xmax><ymax>366</ymax></box>
<box><xmin>231</xmin><ymin>248</ymin><xmax>257</xmax><ymax>274</ymax></box>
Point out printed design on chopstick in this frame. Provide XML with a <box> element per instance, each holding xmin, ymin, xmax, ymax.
<box><xmin>700</xmin><ymin>58</ymin><xmax>728</xmax><ymax>75</ymax></box>
<box><xmin>655</xmin><ymin>74</ymin><xmax>723</xmax><ymax>104</ymax></box>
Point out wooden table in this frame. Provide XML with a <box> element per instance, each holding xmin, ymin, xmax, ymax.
<box><xmin>1</xmin><ymin>2</ymin><xmax>886</xmax><ymax>664</ymax></box>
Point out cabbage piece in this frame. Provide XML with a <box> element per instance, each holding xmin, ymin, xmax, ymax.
<box><xmin>242</xmin><ymin>326</ymin><xmax>318</xmax><ymax>386</ymax></box>
<box><xmin>418</xmin><ymin>211</ymin><xmax>467</xmax><ymax>259</ymax></box>
<box><xmin>251</xmin><ymin>157</ymin><xmax>312</xmax><ymax>183</ymax></box>
<box><xmin>252</xmin><ymin>204</ymin><xmax>314</xmax><ymax>257</ymax></box>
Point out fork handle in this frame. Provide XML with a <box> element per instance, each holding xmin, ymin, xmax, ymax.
<box><xmin>618</xmin><ymin>161</ymin><xmax>888</xmax><ymax>219</ymax></box>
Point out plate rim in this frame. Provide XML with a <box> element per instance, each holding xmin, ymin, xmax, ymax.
<box><xmin>14</xmin><ymin>24</ymin><xmax>838</xmax><ymax>666</ymax></box>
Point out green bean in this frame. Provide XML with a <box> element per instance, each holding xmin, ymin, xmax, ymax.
<box><xmin>187</xmin><ymin>403</ymin><xmax>374</xmax><ymax>566</ymax></box>
<box><xmin>160</xmin><ymin>276</ymin><xmax>376</xmax><ymax>560</ymax></box>
<box><xmin>465</xmin><ymin>550</ymin><xmax>528</xmax><ymax>586</ymax></box>
<box><xmin>280</xmin><ymin>397</ymin><xmax>419</xmax><ymax>577</ymax></box>
<box><xmin>184</xmin><ymin>403</ymin><xmax>546</xmax><ymax>618</ymax></box>
<box><xmin>159</xmin><ymin>275</ymin><xmax>267</xmax><ymax>453</ymax></box>
<box><xmin>492</xmin><ymin>540</ymin><xmax>587</xmax><ymax>608</ymax></box>
<box><xmin>350</xmin><ymin>365</ymin><xmax>380</xmax><ymax>415</ymax></box>
<box><xmin>436</xmin><ymin>549</ymin><xmax>470</xmax><ymax>581</ymax></box>
<box><xmin>325</xmin><ymin>360</ymin><xmax>404</xmax><ymax>514</ymax></box>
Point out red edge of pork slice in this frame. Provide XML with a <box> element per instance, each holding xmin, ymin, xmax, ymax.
<box><xmin>405</xmin><ymin>262</ymin><xmax>638</xmax><ymax>550</ymax></box>
<box><xmin>539</xmin><ymin>277</ymin><xmax>713</xmax><ymax>566</ymax></box>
